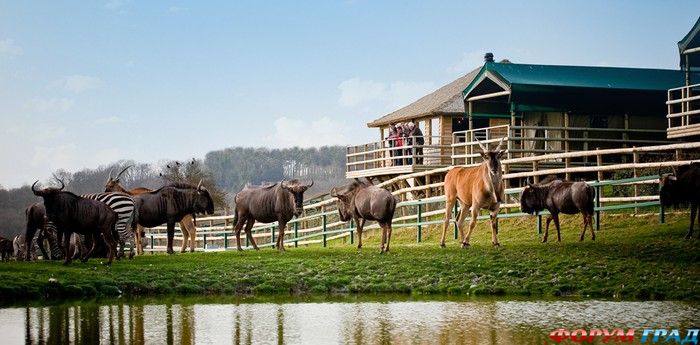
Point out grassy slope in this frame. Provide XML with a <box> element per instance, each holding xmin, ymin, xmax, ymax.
<box><xmin>1</xmin><ymin>212</ymin><xmax>699</xmax><ymax>302</ymax></box>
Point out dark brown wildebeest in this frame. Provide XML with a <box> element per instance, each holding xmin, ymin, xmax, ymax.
<box><xmin>31</xmin><ymin>180</ymin><xmax>119</xmax><ymax>265</ymax></box>
<box><xmin>331</xmin><ymin>179</ymin><xmax>397</xmax><ymax>253</ymax></box>
<box><xmin>105</xmin><ymin>165</ymin><xmax>199</xmax><ymax>254</ymax></box>
<box><xmin>441</xmin><ymin>137</ymin><xmax>506</xmax><ymax>248</ymax></box>
<box><xmin>520</xmin><ymin>178</ymin><xmax>596</xmax><ymax>242</ymax></box>
<box><xmin>233</xmin><ymin>179</ymin><xmax>313</xmax><ymax>252</ymax></box>
<box><xmin>0</xmin><ymin>237</ymin><xmax>13</xmax><ymax>261</ymax></box>
<box><xmin>133</xmin><ymin>182</ymin><xmax>214</xmax><ymax>254</ymax></box>
<box><xmin>659</xmin><ymin>162</ymin><xmax>700</xmax><ymax>239</ymax></box>
<box><xmin>24</xmin><ymin>203</ymin><xmax>62</xmax><ymax>260</ymax></box>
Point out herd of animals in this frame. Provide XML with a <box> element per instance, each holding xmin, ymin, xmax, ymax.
<box><xmin>0</xmin><ymin>138</ymin><xmax>698</xmax><ymax>264</ymax></box>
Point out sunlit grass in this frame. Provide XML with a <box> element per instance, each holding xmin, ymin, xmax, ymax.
<box><xmin>0</xmin><ymin>212</ymin><xmax>698</xmax><ymax>302</ymax></box>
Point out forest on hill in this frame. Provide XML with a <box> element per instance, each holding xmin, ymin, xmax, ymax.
<box><xmin>0</xmin><ymin>146</ymin><xmax>347</xmax><ymax>238</ymax></box>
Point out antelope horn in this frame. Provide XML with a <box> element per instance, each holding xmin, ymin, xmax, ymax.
<box><xmin>306</xmin><ymin>179</ymin><xmax>314</xmax><ymax>188</ymax></box>
<box><xmin>672</xmin><ymin>165</ymin><xmax>677</xmax><ymax>176</ymax></box>
<box><xmin>330</xmin><ymin>187</ymin><xmax>337</xmax><ymax>197</ymax></box>
<box><xmin>495</xmin><ymin>137</ymin><xmax>506</xmax><ymax>152</ymax></box>
<box><xmin>52</xmin><ymin>174</ymin><xmax>65</xmax><ymax>191</ymax></box>
<box><xmin>31</xmin><ymin>180</ymin><xmax>40</xmax><ymax>195</ymax></box>
<box><xmin>475</xmin><ymin>137</ymin><xmax>488</xmax><ymax>152</ymax></box>
<box><xmin>658</xmin><ymin>165</ymin><xmax>662</xmax><ymax>177</ymax></box>
<box><xmin>526</xmin><ymin>177</ymin><xmax>534</xmax><ymax>187</ymax></box>
<box><xmin>197</xmin><ymin>179</ymin><xmax>203</xmax><ymax>190</ymax></box>
<box><xmin>115</xmin><ymin>165</ymin><xmax>133</xmax><ymax>180</ymax></box>
<box><xmin>108</xmin><ymin>168</ymin><xmax>114</xmax><ymax>181</ymax></box>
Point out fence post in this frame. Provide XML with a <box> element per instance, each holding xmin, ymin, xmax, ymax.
<box><xmin>595</xmin><ymin>182</ymin><xmax>601</xmax><ymax>232</ymax></box>
<box><xmin>294</xmin><ymin>222</ymin><xmax>299</xmax><ymax>248</ymax></box>
<box><xmin>203</xmin><ymin>234</ymin><xmax>207</xmax><ymax>250</ymax></box>
<box><xmin>453</xmin><ymin>203</ymin><xmax>459</xmax><ymax>240</ymax></box>
<box><xmin>537</xmin><ymin>214</ymin><xmax>542</xmax><ymax>234</ymax></box>
<box><xmin>349</xmin><ymin>219</ymin><xmax>354</xmax><ymax>245</ymax></box>
<box><xmin>417</xmin><ymin>202</ymin><xmax>423</xmax><ymax>243</ymax></box>
<box><xmin>151</xmin><ymin>235</ymin><xmax>154</xmax><ymax>251</ymax></box>
<box><xmin>633</xmin><ymin>147</ymin><xmax>639</xmax><ymax>215</ymax></box>
<box><xmin>224</xmin><ymin>233</ymin><xmax>228</xmax><ymax>250</ymax></box>
<box><xmin>245</xmin><ymin>228</ymin><xmax>249</xmax><ymax>248</ymax></box>
<box><xmin>322</xmin><ymin>214</ymin><xmax>327</xmax><ymax>248</ymax></box>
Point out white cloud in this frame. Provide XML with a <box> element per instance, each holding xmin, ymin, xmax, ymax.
<box><xmin>338</xmin><ymin>78</ymin><xmax>387</xmax><ymax>107</ymax></box>
<box><xmin>30</xmin><ymin>97</ymin><xmax>75</xmax><ymax>113</ymax></box>
<box><xmin>94</xmin><ymin>116</ymin><xmax>123</xmax><ymax>124</ymax></box>
<box><xmin>0</xmin><ymin>39</ymin><xmax>23</xmax><ymax>56</ymax></box>
<box><xmin>52</xmin><ymin>75</ymin><xmax>103</xmax><ymax>94</ymax></box>
<box><xmin>338</xmin><ymin>78</ymin><xmax>435</xmax><ymax>110</ymax></box>
<box><xmin>267</xmin><ymin>116</ymin><xmax>347</xmax><ymax>148</ymax></box>
<box><xmin>31</xmin><ymin>143</ymin><xmax>79</xmax><ymax>171</ymax></box>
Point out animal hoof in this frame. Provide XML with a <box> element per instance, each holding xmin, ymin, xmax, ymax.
<box><xmin>440</xmin><ymin>243</ymin><xmax>446</xmax><ymax>248</ymax></box>
<box><xmin>686</xmin><ymin>234</ymin><xmax>692</xmax><ymax>240</ymax></box>
<box><xmin>492</xmin><ymin>242</ymin><xmax>500</xmax><ymax>247</ymax></box>
<box><xmin>541</xmin><ymin>239</ymin><xmax>548</xmax><ymax>243</ymax></box>
<box><xmin>461</xmin><ymin>242</ymin><xmax>470</xmax><ymax>249</ymax></box>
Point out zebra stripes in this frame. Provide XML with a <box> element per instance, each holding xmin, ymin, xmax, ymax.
<box><xmin>81</xmin><ymin>192</ymin><xmax>137</xmax><ymax>258</ymax></box>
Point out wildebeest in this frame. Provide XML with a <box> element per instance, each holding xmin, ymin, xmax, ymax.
<box><xmin>133</xmin><ymin>181</ymin><xmax>214</xmax><ymax>254</ymax></box>
<box><xmin>31</xmin><ymin>180</ymin><xmax>119</xmax><ymax>265</ymax></box>
<box><xmin>659</xmin><ymin>162</ymin><xmax>700</xmax><ymax>239</ymax></box>
<box><xmin>0</xmin><ymin>237</ymin><xmax>13</xmax><ymax>261</ymax></box>
<box><xmin>520</xmin><ymin>178</ymin><xmax>596</xmax><ymax>242</ymax></box>
<box><xmin>80</xmin><ymin>192</ymin><xmax>137</xmax><ymax>259</ymax></box>
<box><xmin>233</xmin><ymin>179</ymin><xmax>313</xmax><ymax>252</ymax></box>
<box><xmin>24</xmin><ymin>203</ymin><xmax>63</xmax><ymax>261</ymax></box>
<box><xmin>440</xmin><ymin>137</ymin><xmax>506</xmax><ymax>248</ymax></box>
<box><xmin>331</xmin><ymin>179</ymin><xmax>396</xmax><ymax>253</ymax></box>
<box><xmin>104</xmin><ymin>165</ymin><xmax>199</xmax><ymax>254</ymax></box>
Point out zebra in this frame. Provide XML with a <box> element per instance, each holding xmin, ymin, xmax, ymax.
<box><xmin>81</xmin><ymin>192</ymin><xmax>138</xmax><ymax>259</ymax></box>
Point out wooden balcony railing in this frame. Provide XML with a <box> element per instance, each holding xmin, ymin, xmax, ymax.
<box><xmin>667</xmin><ymin>82</ymin><xmax>700</xmax><ymax>138</ymax></box>
<box><xmin>346</xmin><ymin>124</ymin><xmax>672</xmax><ymax>178</ymax></box>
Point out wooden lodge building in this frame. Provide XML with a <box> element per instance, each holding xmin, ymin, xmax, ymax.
<box><xmin>346</xmin><ymin>19</ymin><xmax>700</xmax><ymax>190</ymax></box>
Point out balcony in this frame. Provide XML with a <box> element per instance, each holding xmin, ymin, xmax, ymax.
<box><xmin>346</xmin><ymin>125</ymin><xmax>672</xmax><ymax>178</ymax></box>
<box><xmin>667</xmin><ymin>83</ymin><xmax>700</xmax><ymax>139</ymax></box>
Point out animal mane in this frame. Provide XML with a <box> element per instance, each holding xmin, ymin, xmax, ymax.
<box><xmin>166</xmin><ymin>182</ymin><xmax>197</xmax><ymax>190</ymax></box>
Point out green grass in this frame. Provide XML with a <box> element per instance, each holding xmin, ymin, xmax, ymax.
<box><xmin>1</xmin><ymin>212</ymin><xmax>698</xmax><ymax>303</ymax></box>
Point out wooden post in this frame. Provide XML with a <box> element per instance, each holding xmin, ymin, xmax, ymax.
<box><xmin>294</xmin><ymin>222</ymin><xmax>299</xmax><ymax>248</ymax></box>
<box><xmin>532</xmin><ymin>160</ymin><xmax>539</xmax><ymax>183</ymax></box>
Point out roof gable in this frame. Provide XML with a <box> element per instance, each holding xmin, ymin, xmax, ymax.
<box><xmin>367</xmin><ymin>67</ymin><xmax>480</xmax><ymax>128</ymax></box>
<box><xmin>678</xmin><ymin>16</ymin><xmax>700</xmax><ymax>70</ymax></box>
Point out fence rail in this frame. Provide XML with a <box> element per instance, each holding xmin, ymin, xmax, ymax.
<box><xmin>344</xmin><ymin>124</ymin><xmax>673</xmax><ymax>177</ymax></box>
<box><xmin>667</xmin><ymin>82</ymin><xmax>700</xmax><ymax>139</ymax></box>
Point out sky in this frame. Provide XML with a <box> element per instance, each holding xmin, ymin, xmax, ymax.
<box><xmin>1</xmin><ymin>1</ymin><xmax>699</xmax><ymax>188</ymax></box>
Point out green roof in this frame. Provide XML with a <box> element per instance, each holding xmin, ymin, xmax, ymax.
<box><xmin>465</xmin><ymin>63</ymin><xmax>689</xmax><ymax>97</ymax></box>
<box><xmin>463</xmin><ymin>62</ymin><xmax>700</xmax><ymax>114</ymax></box>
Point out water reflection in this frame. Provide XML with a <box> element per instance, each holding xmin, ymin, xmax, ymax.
<box><xmin>0</xmin><ymin>299</ymin><xmax>698</xmax><ymax>344</ymax></box>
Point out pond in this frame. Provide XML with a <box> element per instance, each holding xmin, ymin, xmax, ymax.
<box><xmin>0</xmin><ymin>296</ymin><xmax>698</xmax><ymax>344</ymax></box>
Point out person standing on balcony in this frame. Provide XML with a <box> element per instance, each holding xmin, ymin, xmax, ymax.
<box><xmin>403</xmin><ymin>122</ymin><xmax>413</xmax><ymax>165</ymax></box>
<box><xmin>394</xmin><ymin>124</ymin><xmax>404</xmax><ymax>166</ymax></box>
<box><xmin>386</xmin><ymin>125</ymin><xmax>397</xmax><ymax>166</ymax></box>
<box><xmin>409</xmin><ymin>121</ymin><xmax>425</xmax><ymax>164</ymax></box>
